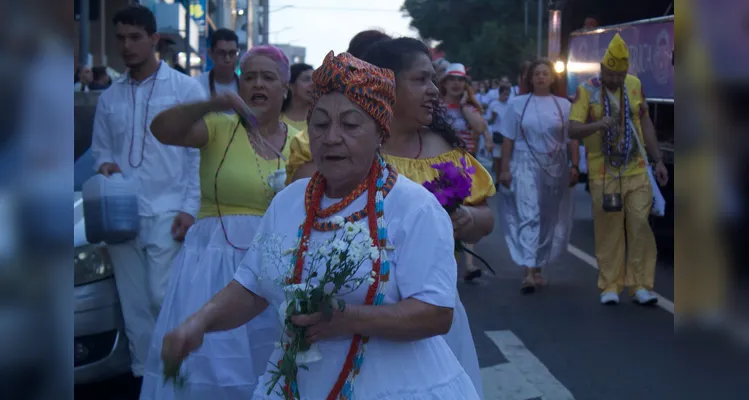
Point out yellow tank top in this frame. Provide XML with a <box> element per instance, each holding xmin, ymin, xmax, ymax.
<box><xmin>198</xmin><ymin>113</ymin><xmax>297</xmax><ymax>219</ymax></box>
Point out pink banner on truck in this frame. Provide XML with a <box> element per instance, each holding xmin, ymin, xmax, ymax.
<box><xmin>566</xmin><ymin>17</ymin><xmax>674</xmax><ymax>101</ymax></box>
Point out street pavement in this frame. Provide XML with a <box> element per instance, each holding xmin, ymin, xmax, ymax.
<box><xmin>75</xmin><ymin>185</ymin><xmax>745</xmax><ymax>400</ymax></box>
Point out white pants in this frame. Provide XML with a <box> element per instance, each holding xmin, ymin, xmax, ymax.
<box><xmin>108</xmin><ymin>211</ymin><xmax>182</xmax><ymax>377</ymax></box>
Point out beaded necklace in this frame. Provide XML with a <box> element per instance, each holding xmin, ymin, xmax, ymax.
<box><xmin>128</xmin><ymin>62</ymin><xmax>162</xmax><ymax>168</ymax></box>
<box><xmin>601</xmin><ymin>84</ymin><xmax>633</xmax><ymax>173</ymax></box>
<box><xmin>518</xmin><ymin>94</ymin><xmax>566</xmax><ymax>178</ymax></box>
<box><xmin>214</xmin><ymin>118</ymin><xmax>287</xmax><ymax>250</ymax></box>
<box><xmin>284</xmin><ymin>156</ymin><xmax>395</xmax><ymax>399</ymax></box>
<box><xmin>249</xmin><ymin>122</ymin><xmax>288</xmax><ymax>204</ymax></box>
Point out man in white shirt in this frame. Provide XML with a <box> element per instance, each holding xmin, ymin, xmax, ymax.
<box><xmin>194</xmin><ymin>28</ymin><xmax>240</xmax><ymax>99</ymax></box>
<box><xmin>90</xmin><ymin>5</ymin><xmax>206</xmax><ymax>378</ymax></box>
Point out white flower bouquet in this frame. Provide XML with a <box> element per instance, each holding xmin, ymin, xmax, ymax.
<box><xmin>266</xmin><ymin>217</ymin><xmax>380</xmax><ymax>397</ymax></box>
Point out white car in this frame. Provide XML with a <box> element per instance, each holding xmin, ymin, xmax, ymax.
<box><xmin>74</xmin><ymin>149</ymin><xmax>131</xmax><ymax>384</ymax></box>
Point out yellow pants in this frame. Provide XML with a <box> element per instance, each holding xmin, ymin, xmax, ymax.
<box><xmin>590</xmin><ymin>173</ymin><xmax>657</xmax><ymax>295</ymax></box>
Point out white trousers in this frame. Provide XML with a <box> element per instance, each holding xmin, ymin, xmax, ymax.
<box><xmin>108</xmin><ymin>211</ymin><xmax>182</xmax><ymax>377</ymax></box>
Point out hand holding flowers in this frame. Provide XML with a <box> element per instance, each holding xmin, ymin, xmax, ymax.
<box><xmin>267</xmin><ymin>217</ymin><xmax>380</xmax><ymax>398</ymax></box>
<box><xmin>450</xmin><ymin>206</ymin><xmax>475</xmax><ymax>239</ymax></box>
<box><xmin>289</xmin><ymin>306</ymin><xmax>351</xmax><ymax>344</ymax></box>
<box><xmin>423</xmin><ymin>157</ymin><xmax>495</xmax><ymax>275</ymax></box>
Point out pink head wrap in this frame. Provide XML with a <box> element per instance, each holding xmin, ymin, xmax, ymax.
<box><xmin>239</xmin><ymin>45</ymin><xmax>291</xmax><ymax>83</ymax></box>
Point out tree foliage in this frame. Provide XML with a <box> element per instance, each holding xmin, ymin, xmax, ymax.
<box><xmin>403</xmin><ymin>0</ymin><xmax>541</xmax><ymax>80</ymax></box>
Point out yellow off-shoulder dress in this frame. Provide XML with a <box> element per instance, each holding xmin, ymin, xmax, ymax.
<box><xmin>285</xmin><ymin>129</ymin><xmax>494</xmax><ymax>396</ymax></box>
<box><xmin>286</xmin><ymin>130</ymin><xmax>496</xmax><ymax>203</ymax></box>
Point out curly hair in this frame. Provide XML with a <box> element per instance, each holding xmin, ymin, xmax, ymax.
<box><xmin>523</xmin><ymin>59</ymin><xmax>561</xmax><ymax>95</ymax></box>
<box><xmin>439</xmin><ymin>77</ymin><xmax>483</xmax><ymax>113</ymax></box>
<box><xmin>362</xmin><ymin>37</ymin><xmax>465</xmax><ymax>149</ymax></box>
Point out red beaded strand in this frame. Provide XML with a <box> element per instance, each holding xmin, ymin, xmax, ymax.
<box><xmin>283</xmin><ymin>159</ymin><xmax>391</xmax><ymax>399</ymax></box>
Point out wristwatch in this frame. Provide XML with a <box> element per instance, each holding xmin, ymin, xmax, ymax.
<box><xmin>571</xmin><ymin>164</ymin><xmax>579</xmax><ymax>173</ymax></box>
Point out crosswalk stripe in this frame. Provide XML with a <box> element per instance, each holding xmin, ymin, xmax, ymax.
<box><xmin>485</xmin><ymin>330</ymin><xmax>575</xmax><ymax>400</ymax></box>
<box><xmin>481</xmin><ymin>363</ymin><xmax>543</xmax><ymax>400</ymax></box>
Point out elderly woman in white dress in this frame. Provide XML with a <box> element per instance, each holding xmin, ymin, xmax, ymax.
<box><xmin>160</xmin><ymin>52</ymin><xmax>480</xmax><ymax>399</ymax></box>
<box><xmin>498</xmin><ymin>59</ymin><xmax>580</xmax><ymax>293</ymax></box>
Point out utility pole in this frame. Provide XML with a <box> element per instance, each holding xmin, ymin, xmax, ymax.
<box><xmin>216</xmin><ymin>0</ymin><xmax>224</xmax><ymax>28</ymax></box>
<box><xmin>536</xmin><ymin>0</ymin><xmax>543</xmax><ymax>59</ymax></box>
<box><xmin>78</xmin><ymin>0</ymin><xmax>90</xmax><ymax>66</ymax></box>
<box><xmin>261</xmin><ymin>0</ymin><xmax>269</xmax><ymax>44</ymax></box>
<box><xmin>185</xmin><ymin>0</ymin><xmax>191</xmax><ymax>74</ymax></box>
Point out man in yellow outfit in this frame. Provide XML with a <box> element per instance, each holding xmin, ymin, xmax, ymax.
<box><xmin>569</xmin><ymin>34</ymin><xmax>669</xmax><ymax>305</ymax></box>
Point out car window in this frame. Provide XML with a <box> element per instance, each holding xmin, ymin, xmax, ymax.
<box><xmin>75</xmin><ymin>91</ymin><xmax>98</xmax><ymax>191</ymax></box>
<box><xmin>74</xmin><ymin>149</ymin><xmax>95</xmax><ymax>192</ymax></box>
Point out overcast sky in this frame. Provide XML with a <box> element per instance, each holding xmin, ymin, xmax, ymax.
<box><xmin>268</xmin><ymin>0</ymin><xmax>418</xmax><ymax>67</ymax></box>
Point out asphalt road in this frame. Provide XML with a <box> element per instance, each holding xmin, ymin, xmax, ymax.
<box><xmin>75</xmin><ymin>185</ymin><xmax>744</xmax><ymax>400</ymax></box>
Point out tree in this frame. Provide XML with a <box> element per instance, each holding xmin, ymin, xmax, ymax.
<box><xmin>402</xmin><ymin>0</ymin><xmax>541</xmax><ymax>80</ymax></box>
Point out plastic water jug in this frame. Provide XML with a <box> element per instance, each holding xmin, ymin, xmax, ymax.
<box><xmin>82</xmin><ymin>173</ymin><xmax>139</xmax><ymax>244</ymax></box>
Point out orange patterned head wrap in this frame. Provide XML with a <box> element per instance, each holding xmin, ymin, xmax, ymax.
<box><xmin>309</xmin><ymin>51</ymin><xmax>396</xmax><ymax>137</ymax></box>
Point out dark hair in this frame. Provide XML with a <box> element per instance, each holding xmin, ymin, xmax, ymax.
<box><xmin>112</xmin><ymin>5</ymin><xmax>157</xmax><ymax>35</ymax></box>
<box><xmin>347</xmin><ymin>30</ymin><xmax>392</xmax><ymax>58</ymax></box>
<box><xmin>210</xmin><ymin>28</ymin><xmax>239</xmax><ymax>49</ymax></box>
<box><xmin>524</xmin><ymin>59</ymin><xmax>560</xmax><ymax>95</ymax></box>
<box><xmin>499</xmin><ymin>85</ymin><xmax>511</xmax><ymax>94</ymax></box>
<box><xmin>74</xmin><ymin>65</ymin><xmax>84</xmax><ymax>83</ymax></box>
<box><xmin>91</xmin><ymin>66</ymin><xmax>108</xmax><ymax>81</ymax></box>
<box><xmin>281</xmin><ymin>63</ymin><xmax>314</xmax><ymax>112</ymax></box>
<box><xmin>362</xmin><ymin>37</ymin><xmax>465</xmax><ymax>150</ymax></box>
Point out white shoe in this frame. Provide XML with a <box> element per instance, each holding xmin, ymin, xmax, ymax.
<box><xmin>632</xmin><ymin>289</ymin><xmax>658</xmax><ymax>306</ymax></box>
<box><xmin>600</xmin><ymin>292</ymin><xmax>619</xmax><ymax>305</ymax></box>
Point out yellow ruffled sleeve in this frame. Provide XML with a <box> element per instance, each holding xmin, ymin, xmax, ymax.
<box><xmin>285</xmin><ymin>129</ymin><xmax>312</xmax><ymax>185</ymax></box>
<box><xmin>384</xmin><ymin>148</ymin><xmax>495</xmax><ymax>206</ymax></box>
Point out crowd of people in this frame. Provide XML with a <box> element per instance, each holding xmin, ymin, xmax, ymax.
<box><xmin>87</xmin><ymin>4</ymin><xmax>669</xmax><ymax>399</ymax></box>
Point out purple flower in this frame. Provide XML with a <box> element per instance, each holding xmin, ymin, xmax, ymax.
<box><xmin>422</xmin><ymin>157</ymin><xmax>476</xmax><ymax>212</ymax></box>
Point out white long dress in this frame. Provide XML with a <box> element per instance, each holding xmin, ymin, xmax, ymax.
<box><xmin>139</xmin><ymin>216</ymin><xmax>280</xmax><ymax>399</ymax></box>
<box><xmin>234</xmin><ymin>174</ymin><xmax>480</xmax><ymax>400</ymax></box>
<box><xmin>498</xmin><ymin>94</ymin><xmax>574</xmax><ymax>268</ymax></box>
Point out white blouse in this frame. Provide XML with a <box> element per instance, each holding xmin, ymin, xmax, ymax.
<box><xmin>234</xmin><ymin>173</ymin><xmax>479</xmax><ymax>399</ymax></box>
<box><xmin>500</xmin><ymin>94</ymin><xmax>571</xmax><ymax>154</ymax></box>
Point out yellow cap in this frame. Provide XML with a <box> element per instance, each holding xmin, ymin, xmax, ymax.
<box><xmin>602</xmin><ymin>33</ymin><xmax>629</xmax><ymax>72</ymax></box>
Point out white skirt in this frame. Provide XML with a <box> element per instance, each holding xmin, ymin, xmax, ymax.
<box><xmin>140</xmin><ymin>215</ymin><xmax>280</xmax><ymax>400</ymax></box>
<box><xmin>442</xmin><ymin>294</ymin><xmax>484</xmax><ymax>399</ymax></box>
<box><xmin>499</xmin><ymin>149</ymin><xmax>573</xmax><ymax>268</ymax></box>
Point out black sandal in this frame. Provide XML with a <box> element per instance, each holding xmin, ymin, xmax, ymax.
<box><xmin>463</xmin><ymin>269</ymin><xmax>482</xmax><ymax>282</ymax></box>
<box><xmin>521</xmin><ymin>276</ymin><xmax>536</xmax><ymax>294</ymax></box>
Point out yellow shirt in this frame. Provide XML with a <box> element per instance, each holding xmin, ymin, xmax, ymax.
<box><xmin>569</xmin><ymin>74</ymin><xmax>648</xmax><ymax>181</ymax></box>
<box><xmin>281</xmin><ymin>114</ymin><xmax>308</xmax><ymax>133</ymax></box>
<box><xmin>198</xmin><ymin>113</ymin><xmax>297</xmax><ymax>219</ymax></box>
<box><xmin>286</xmin><ymin>130</ymin><xmax>495</xmax><ymax>205</ymax></box>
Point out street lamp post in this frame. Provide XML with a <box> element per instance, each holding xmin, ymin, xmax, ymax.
<box><xmin>537</xmin><ymin>0</ymin><xmax>543</xmax><ymax>59</ymax></box>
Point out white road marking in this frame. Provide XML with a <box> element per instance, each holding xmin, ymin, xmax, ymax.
<box><xmin>481</xmin><ymin>363</ymin><xmax>543</xmax><ymax>400</ymax></box>
<box><xmin>566</xmin><ymin>244</ymin><xmax>675</xmax><ymax>314</ymax></box>
<box><xmin>485</xmin><ymin>330</ymin><xmax>575</xmax><ymax>400</ymax></box>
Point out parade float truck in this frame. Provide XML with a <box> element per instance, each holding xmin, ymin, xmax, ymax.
<box><xmin>553</xmin><ymin>11</ymin><xmax>674</xmax><ymax>250</ymax></box>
